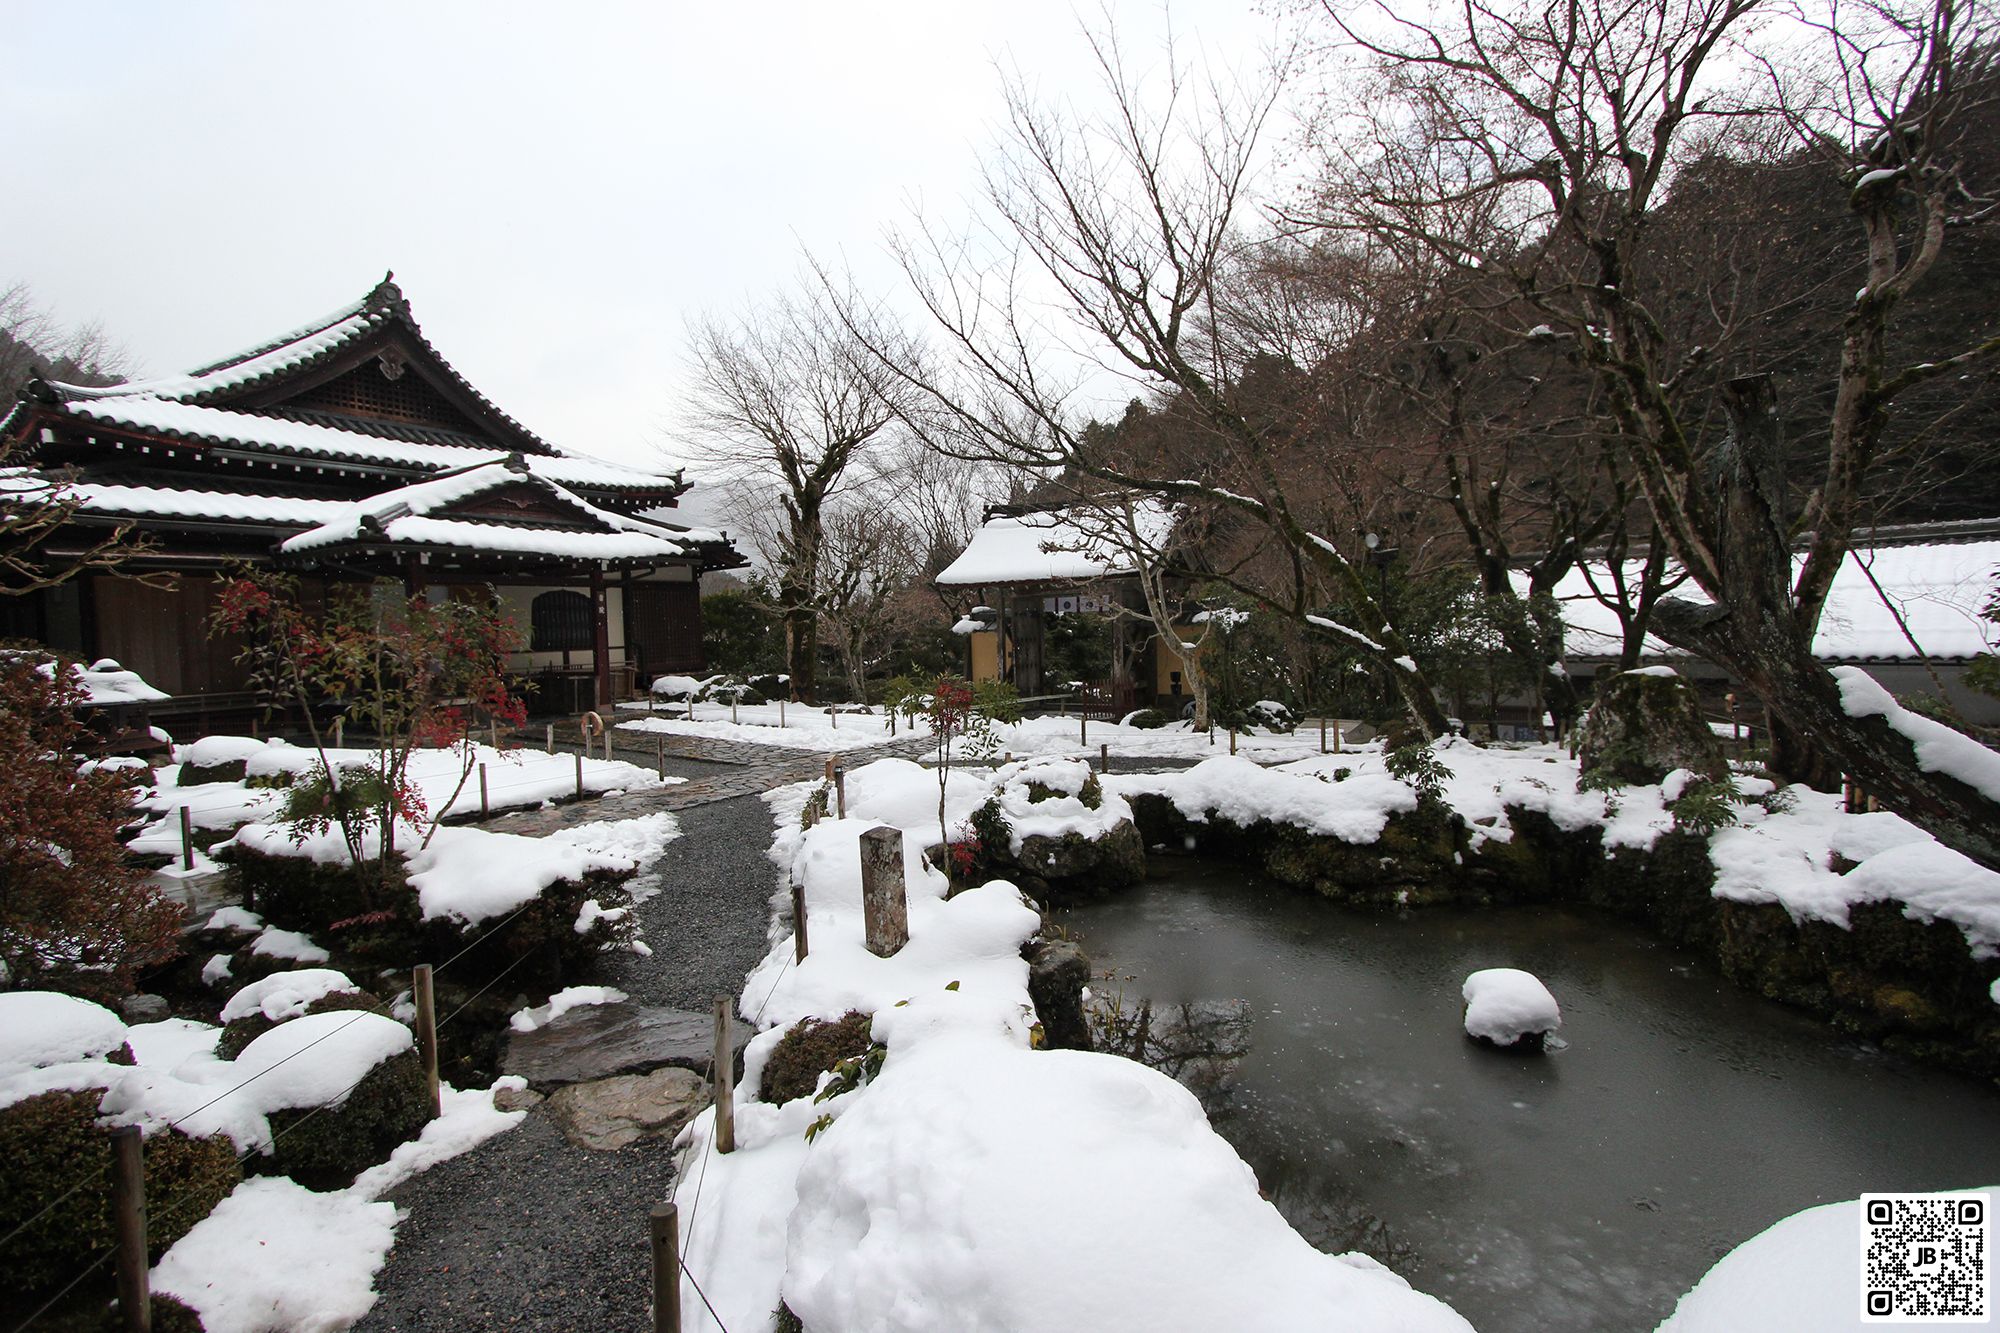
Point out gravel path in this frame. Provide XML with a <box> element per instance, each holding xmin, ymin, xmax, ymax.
<box><xmin>356</xmin><ymin>792</ymin><xmax>784</xmax><ymax>1333</ymax></box>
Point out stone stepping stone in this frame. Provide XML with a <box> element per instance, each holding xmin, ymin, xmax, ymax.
<box><xmin>502</xmin><ymin>1001</ymin><xmax>750</xmax><ymax>1092</ymax></box>
<box><xmin>545</xmin><ymin>1067</ymin><xmax>709</xmax><ymax>1150</ymax></box>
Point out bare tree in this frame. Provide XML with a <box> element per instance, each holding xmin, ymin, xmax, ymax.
<box><xmin>816</xmin><ymin>503</ymin><xmax>921</xmax><ymax>701</ymax></box>
<box><xmin>681</xmin><ymin>287</ymin><xmax>906</xmax><ymax>703</ymax></box>
<box><xmin>1</xmin><ymin>283</ymin><xmax>157</xmax><ymax>598</ymax></box>
<box><xmin>840</xmin><ymin>29</ymin><xmax>1458</xmax><ymax>736</ymax></box>
<box><xmin>1307</xmin><ymin>0</ymin><xmax>2000</xmax><ymax>865</ymax></box>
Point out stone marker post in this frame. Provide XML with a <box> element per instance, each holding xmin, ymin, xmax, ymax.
<box><xmin>859</xmin><ymin>825</ymin><xmax>910</xmax><ymax>957</ymax></box>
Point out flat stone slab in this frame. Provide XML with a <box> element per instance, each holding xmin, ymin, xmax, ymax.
<box><xmin>546</xmin><ymin>1068</ymin><xmax>708</xmax><ymax>1150</ymax></box>
<box><xmin>502</xmin><ymin>1002</ymin><xmax>749</xmax><ymax>1092</ymax></box>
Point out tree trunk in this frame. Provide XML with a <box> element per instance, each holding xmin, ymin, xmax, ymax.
<box><xmin>783</xmin><ymin>603</ymin><xmax>817</xmax><ymax>704</ymax></box>
<box><xmin>1652</xmin><ymin>376</ymin><xmax>2000</xmax><ymax>867</ymax></box>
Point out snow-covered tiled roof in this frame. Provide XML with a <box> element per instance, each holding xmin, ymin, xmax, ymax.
<box><xmin>279</xmin><ymin>459</ymin><xmax>696</xmax><ymax>563</ymax></box>
<box><xmin>46</xmin><ymin>482</ymin><xmax>354</xmax><ymax>527</ymax></box>
<box><xmin>936</xmin><ymin>502</ymin><xmax>1176</xmax><ymax>587</ymax></box>
<box><xmin>1539</xmin><ymin>538</ymin><xmax>2000</xmax><ymax>663</ymax></box>
<box><xmin>59</xmin><ymin>311</ymin><xmax>378</xmax><ymax>405</ymax></box>
<box><xmin>51</xmin><ymin>396</ymin><xmax>677</xmax><ymax>491</ymax></box>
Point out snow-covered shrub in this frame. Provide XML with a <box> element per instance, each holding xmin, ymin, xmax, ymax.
<box><xmin>759</xmin><ymin>1011</ymin><xmax>875</xmax><ymax>1105</ymax></box>
<box><xmin>1247</xmin><ymin>699</ymin><xmax>1296</xmax><ymax>732</ymax></box>
<box><xmin>0</xmin><ymin>1088</ymin><xmax>241</xmax><ymax>1292</ymax></box>
<box><xmin>1666</xmin><ymin>777</ymin><xmax>1740</xmax><ymax>835</ymax></box>
<box><xmin>216</xmin><ymin>988</ymin><xmax>387</xmax><ymax>1061</ymax></box>
<box><xmin>264</xmin><ymin>1048</ymin><xmax>430</xmax><ymax>1189</ymax></box>
<box><xmin>1122</xmin><ymin>708</ymin><xmax>1169</xmax><ymax>729</ymax></box>
<box><xmin>0</xmin><ymin>658</ymin><xmax>184</xmax><ymax>1001</ymax></box>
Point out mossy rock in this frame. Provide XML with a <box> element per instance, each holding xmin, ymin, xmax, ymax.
<box><xmin>1574</xmin><ymin>670</ymin><xmax>1727</xmax><ymax>787</ymax></box>
<box><xmin>216</xmin><ymin>989</ymin><xmax>386</xmax><ymax>1060</ymax></box>
<box><xmin>0</xmin><ymin>1089</ymin><xmax>240</xmax><ymax>1293</ymax></box>
<box><xmin>263</xmin><ymin>1048</ymin><xmax>431</xmax><ymax>1190</ymax></box>
<box><xmin>760</xmin><ymin>1012</ymin><xmax>875</xmax><ymax>1105</ymax></box>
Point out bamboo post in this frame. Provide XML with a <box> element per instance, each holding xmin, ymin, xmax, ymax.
<box><xmin>479</xmin><ymin>763</ymin><xmax>490</xmax><ymax>817</ymax></box>
<box><xmin>413</xmin><ymin>964</ymin><xmax>441</xmax><ymax>1119</ymax></box>
<box><xmin>792</xmin><ymin>882</ymin><xmax>810</xmax><ymax>962</ymax></box>
<box><xmin>574</xmin><ymin>752</ymin><xmax>585</xmax><ymax>799</ymax></box>
<box><xmin>111</xmin><ymin>1125</ymin><xmax>150</xmax><ymax>1333</ymax></box>
<box><xmin>859</xmin><ymin>825</ymin><xmax>910</xmax><ymax>957</ymax></box>
<box><xmin>834</xmin><ymin>763</ymin><xmax>847</xmax><ymax>820</ymax></box>
<box><xmin>179</xmin><ymin>807</ymin><xmax>194</xmax><ymax>873</ymax></box>
<box><xmin>650</xmin><ymin>1203</ymin><xmax>681</xmax><ymax>1333</ymax></box>
<box><xmin>713</xmin><ymin>997</ymin><xmax>736</xmax><ymax>1154</ymax></box>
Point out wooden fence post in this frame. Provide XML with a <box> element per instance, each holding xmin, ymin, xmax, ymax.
<box><xmin>731</xmin><ymin>698</ymin><xmax>739</xmax><ymax>725</ymax></box>
<box><xmin>650</xmin><ymin>1202</ymin><xmax>681</xmax><ymax>1333</ymax></box>
<box><xmin>859</xmin><ymin>825</ymin><xmax>910</xmax><ymax>957</ymax></box>
<box><xmin>413</xmin><ymin>964</ymin><xmax>441</xmax><ymax>1119</ymax></box>
<box><xmin>179</xmin><ymin>807</ymin><xmax>194</xmax><ymax>873</ymax></box>
<box><xmin>780</xmin><ymin>700</ymin><xmax>786</xmax><ymax>728</ymax></box>
<box><xmin>792</xmin><ymin>882</ymin><xmax>810</xmax><ymax>963</ymax></box>
<box><xmin>545</xmin><ymin>722</ymin><xmax>555</xmax><ymax>752</ymax></box>
<box><xmin>1080</xmin><ymin>714</ymin><xmax>1087</xmax><ymax>744</ymax></box>
<box><xmin>479</xmin><ymin>763</ymin><xmax>490</xmax><ymax>818</ymax></box>
<box><xmin>604</xmin><ymin>730</ymin><xmax>613</xmax><ymax>762</ymax></box>
<box><xmin>1320</xmin><ymin>718</ymin><xmax>1327</xmax><ymax>754</ymax></box>
<box><xmin>834</xmin><ymin>763</ymin><xmax>847</xmax><ymax>820</ymax></box>
<box><xmin>1333</xmin><ymin>720</ymin><xmax>1343</xmax><ymax>754</ymax></box>
<box><xmin>574</xmin><ymin>752</ymin><xmax>585</xmax><ymax>799</ymax></box>
<box><xmin>111</xmin><ymin>1125</ymin><xmax>149</xmax><ymax>1333</ymax></box>
<box><xmin>657</xmin><ymin>736</ymin><xmax>667</xmax><ymax>777</ymax></box>
<box><xmin>1229</xmin><ymin>726</ymin><xmax>1238</xmax><ymax>756</ymax></box>
<box><xmin>488</xmin><ymin>719</ymin><xmax>498</xmax><ymax>750</ymax></box>
<box><xmin>713</xmin><ymin>997</ymin><xmax>736</xmax><ymax>1154</ymax></box>
<box><xmin>332</xmin><ymin>716</ymin><xmax>344</xmax><ymax>749</ymax></box>
<box><xmin>1100</xmin><ymin>742</ymin><xmax>1109</xmax><ymax>773</ymax></box>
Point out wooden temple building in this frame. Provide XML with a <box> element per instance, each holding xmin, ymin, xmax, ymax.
<box><xmin>0</xmin><ymin>276</ymin><xmax>743</xmax><ymax>722</ymax></box>
<box><xmin>936</xmin><ymin>500</ymin><xmax>1199</xmax><ymax>714</ymax></box>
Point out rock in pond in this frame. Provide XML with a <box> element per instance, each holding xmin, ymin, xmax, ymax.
<box><xmin>502</xmin><ymin>1002</ymin><xmax>748</xmax><ymax>1093</ymax></box>
<box><xmin>1025</xmin><ymin>940</ymin><xmax>1093</xmax><ymax>1052</ymax></box>
<box><xmin>546</xmin><ymin>1068</ymin><xmax>709</xmax><ymax>1151</ymax></box>
<box><xmin>1462</xmin><ymin>968</ymin><xmax>1561</xmax><ymax>1052</ymax></box>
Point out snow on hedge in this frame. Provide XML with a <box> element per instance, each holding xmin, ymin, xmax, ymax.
<box><xmin>1462</xmin><ymin>968</ymin><xmax>1562</xmax><ymax>1044</ymax></box>
<box><xmin>671</xmin><ymin>756</ymin><xmax>1471</xmax><ymax>1332</ymax></box>
<box><xmin>152</xmin><ymin>1177</ymin><xmax>397</xmax><ymax>1333</ymax></box>
<box><xmin>0</xmin><ymin>992</ymin><xmax>128</xmax><ymax>1077</ymax></box>
<box><xmin>221</xmin><ymin>968</ymin><xmax>361</xmax><ymax>1023</ymax></box>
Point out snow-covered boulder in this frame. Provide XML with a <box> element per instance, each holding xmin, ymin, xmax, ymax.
<box><xmin>236</xmin><ymin>1011</ymin><xmax>430</xmax><ymax>1187</ymax></box>
<box><xmin>1462</xmin><ymin>968</ymin><xmax>1562</xmax><ymax>1050</ymax></box>
<box><xmin>220</xmin><ymin>968</ymin><xmax>363</xmax><ymax>1024</ymax></box>
<box><xmin>0</xmin><ymin>992</ymin><xmax>130</xmax><ymax>1077</ymax></box>
<box><xmin>783</xmin><ymin>1034</ymin><xmax>1473</xmax><ymax>1331</ymax></box>
<box><xmin>1656</xmin><ymin>1188</ymin><xmax>1996</xmax><ymax>1331</ymax></box>
<box><xmin>969</xmin><ymin>758</ymin><xmax>1145</xmax><ymax>901</ymax></box>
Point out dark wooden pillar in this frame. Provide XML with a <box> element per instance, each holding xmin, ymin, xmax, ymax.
<box><xmin>590</xmin><ymin>568</ymin><xmax>612</xmax><ymax>707</ymax></box>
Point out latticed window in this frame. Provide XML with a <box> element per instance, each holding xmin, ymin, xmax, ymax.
<box><xmin>291</xmin><ymin>362</ymin><xmax>484</xmax><ymax>432</ymax></box>
<box><xmin>530</xmin><ymin>590</ymin><xmax>592</xmax><ymax>652</ymax></box>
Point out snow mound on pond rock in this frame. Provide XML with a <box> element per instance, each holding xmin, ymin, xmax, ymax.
<box><xmin>152</xmin><ymin>1176</ymin><xmax>397</xmax><ymax>1333</ymax></box>
<box><xmin>1655</xmin><ymin>1187</ymin><xmax>1995</xmax><ymax>1332</ymax></box>
<box><xmin>220</xmin><ymin>968</ymin><xmax>361</xmax><ymax>1023</ymax></box>
<box><xmin>1462</xmin><ymin>968</ymin><xmax>1561</xmax><ymax>1045</ymax></box>
<box><xmin>783</xmin><ymin>1032</ymin><xmax>1473</xmax><ymax>1332</ymax></box>
<box><xmin>231</xmin><ymin>1010</ymin><xmax>413</xmax><ymax>1114</ymax></box>
<box><xmin>0</xmin><ymin>992</ymin><xmax>129</xmax><ymax>1077</ymax></box>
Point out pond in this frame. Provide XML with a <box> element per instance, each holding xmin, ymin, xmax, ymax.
<box><xmin>1060</xmin><ymin>857</ymin><xmax>2000</xmax><ymax>1332</ymax></box>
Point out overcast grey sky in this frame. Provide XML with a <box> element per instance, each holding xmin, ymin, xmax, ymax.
<box><xmin>3</xmin><ymin>1</ymin><xmax>1287</xmax><ymax>505</ymax></box>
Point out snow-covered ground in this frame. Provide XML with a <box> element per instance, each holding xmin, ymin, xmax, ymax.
<box><xmin>667</xmin><ymin>702</ymin><xmax>2000</xmax><ymax>1332</ymax></box>
<box><xmin>669</xmin><ymin>757</ymin><xmax>1472</xmax><ymax>1331</ymax></box>
<box><xmin>617</xmin><ymin>698</ymin><xmax>1369</xmax><ymax>763</ymax></box>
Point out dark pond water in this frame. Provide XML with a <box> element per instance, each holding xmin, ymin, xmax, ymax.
<box><xmin>1060</xmin><ymin>857</ymin><xmax>2000</xmax><ymax>1333</ymax></box>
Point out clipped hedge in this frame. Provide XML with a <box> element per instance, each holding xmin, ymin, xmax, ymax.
<box><xmin>263</xmin><ymin>1048</ymin><xmax>431</xmax><ymax>1190</ymax></box>
<box><xmin>0</xmin><ymin>1089</ymin><xmax>240</xmax><ymax>1293</ymax></box>
<box><xmin>760</xmin><ymin>1011</ymin><xmax>874</xmax><ymax>1105</ymax></box>
<box><xmin>215</xmin><ymin>990</ymin><xmax>387</xmax><ymax>1061</ymax></box>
